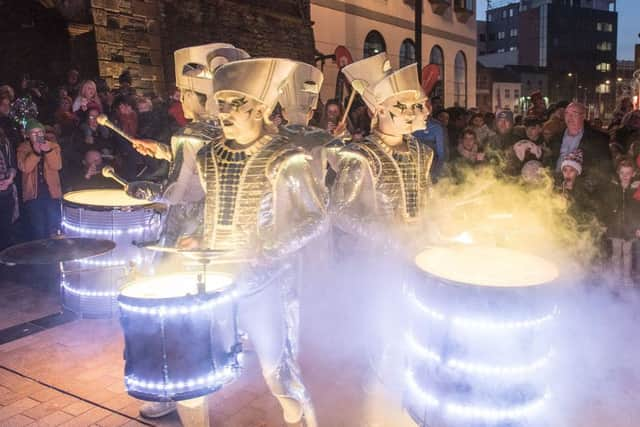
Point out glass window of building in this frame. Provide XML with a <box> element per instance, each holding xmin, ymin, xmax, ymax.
<box><xmin>596</xmin><ymin>62</ymin><xmax>611</xmax><ymax>72</ymax></box>
<box><xmin>454</xmin><ymin>51</ymin><xmax>467</xmax><ymax>107</ymax></box>
<box><xmin>505</xmin><ymin>89</ymin><xmax>511</xmax><ymax>98</ymax></box>
<box><xmin>399</xmin><ymin>39</ymin><xmax>416</xmax><ymax>68</ymax></box>
<box><xmin>509</xmin><ymin>46</ymin><xmax>517</xmax><ymax>51</ymax></box>
<box><xmin>510</xmin><ymin>28</ymin><xmax>518</xmax><ymax>37</ymax></box>
<box><xmin>429</xmin><ymin>45</ymin><xmax>445</xmax><ymax>100</ymax></box>
<box><xmin>498</xmin><ymin>31</ymin><xmax>505</xmax><ymax>40</ymax></box>
<box><xmin>596</xmin><ymin>41</ymin><xmax>612</xmax><ymax>51</ymax></box>
<box><xmin>364</xmin><ymin>30</ymin><xmax>386</xmax><ymax>58</ymax></box>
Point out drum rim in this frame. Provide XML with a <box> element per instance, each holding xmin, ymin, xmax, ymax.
<box><xmin>413</xmin><ymin>246</ymin><xmax>559</xmax><ymax>289</ymax></box>
<box><xmin>119</xmin><ymin>271</ymin><xmax>235</xmax><ymax>304</ymax></box>
<box><xmin>63</xmin><ymin>189</ymin><xmax>154</xmax><ymax>211</ymax></box>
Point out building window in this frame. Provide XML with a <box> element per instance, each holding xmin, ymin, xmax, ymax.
<box><xmin>488</xmin><ymin>13</ymin><xmax>493</xmax><ymax>22</ymax></box>
<box><xmin>399</xmin><ymin>39</ymin><xmax>416</xmax><ymax>68</ymax></box>
<box><xmin>498</xmin><ymin>48</ymin><xmax>506</xmax><ymax>53</ymax></box>
<box><xmin>429</xmin><ymin>45</ymin><xmax>445</xmax><ymax>100</ymax></box>
<box><xmin>509</xmin><ymin>8</ymin><xmax>514</xmax><ymax>17</ymax></box>
<box><xmin>364</xmin><ymin>30</ymin><xmax>386</xmax><ymax>58</ymax></box>
<box><xmin>596</xmin><ymin>41</ymin><xmax>613</xmax><ymax>51</ymax></box>
<box><xmin>454</xmin><ymin>51</ymin><xmax>467</xmax><ymax>107</ymax></box>
<box><xmin>596</xmin><ymin>83</ymin><xmax>610</xmax><ymax>94</ymax></box>
<box><xmin>505</xmin><ymin>89</ymin><xmax>511</xmax><ymax>98</ymax></box>
<box><xmin>596</xmin><ymin>62</ymin><xmax>611</xmax><ymax>72</ymax></box>
<box><xmin>479</xmin><ymin>34</ymin><xmax>486</xmax><ymax>42</ymax></box>
<box><xmin>509</xmin><ymin>46</ymin><xmax>517</xmax><ymax>51</ymax></box>
<box><xmin>514</xmin><ymin>90</ymin><xmax>520</xmax><ymax>98</ymax></box>
<box><xmin>454</xmin><ymin>0</ymin><xmax>473</xmax><ymax>11</ymax></box>
<box><xmin>597</xmin><ymin>22</ymin><xmax>613</xmax><ymax>32</ymax></box>
<box><xmin>510</xmin><ymin>28</ymin><xmax>518</xmax><ymax>37</ymax></box>
<box><xmin>498</xmin><ymin>31</ymin><xmax>505</xmax><ymax>40</ymax></box>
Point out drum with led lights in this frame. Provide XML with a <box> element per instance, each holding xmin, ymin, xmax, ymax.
<box><xmin>61</xmin><ymin>189</ymin><xmax>163</xmax><ymax>317</ymax></box>
<box><xmin>118</xmin><ymin>271</ymin><xmax>242</xmax><ymax>402</ymax></box>
<box><xmin>405</xmin><ymin>246</ymin><xmax>558</xmax><ymax>427</ymax></box>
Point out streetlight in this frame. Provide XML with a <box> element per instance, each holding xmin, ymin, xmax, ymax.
<box><xmin>567</xmin><ymin>72</ymin><xmax>578</xmax><ymax>101</ymax></box>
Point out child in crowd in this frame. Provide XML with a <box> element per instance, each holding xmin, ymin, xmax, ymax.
<box><xmin>601</xmin><ymin>157</ymin><xmax>640</xmax><ymax>287</ymax></box>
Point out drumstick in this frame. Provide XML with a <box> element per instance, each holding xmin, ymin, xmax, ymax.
<box><xmin>338</xmin><ymin>79</ymin><xmax>367</xmax><ymax>128</ymax></box>
<box><xmin>96</xmin><ymin>114</ymin><xmax>136</xmax><ymax>145</ymax></box>
<box><xmin>101</xmin><ymin>166</ymin><xmax>128</xmax><ymax>188</ymax></box>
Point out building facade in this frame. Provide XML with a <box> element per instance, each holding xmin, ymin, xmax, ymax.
<box><xmin>0</xmin><ymin>0</ymin><xmax>315</xmax><ymax>96</ymax></box>
<box><xmin>311</xmin><ymin>0</ymin><xmax>478</xmax><ymax>108</ymax></box>
<box><xmin>482</xmin><ymin>0</ymin><xmax>617</xmax><ymax>113</ymax></box>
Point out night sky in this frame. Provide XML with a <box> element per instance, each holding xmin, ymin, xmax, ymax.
<box><xmin>476</xmin><ymin>0</ymin><xmax>639</xmax><ymax>60</ymax></box>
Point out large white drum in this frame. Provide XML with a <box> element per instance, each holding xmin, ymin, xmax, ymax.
<box><xmin>405</xmin><ymin>246</ymin><xmax>558</xmax><ymax>427</ymax></box>
<box><xmin>118</xmin><ymin>271</ymin><xmax>242</xmax><ymax>402</ymax></box>
<box><xmin>61</xmin><ymin>189</ymin><xmax>164</xmax><ymax>317</ymax></box>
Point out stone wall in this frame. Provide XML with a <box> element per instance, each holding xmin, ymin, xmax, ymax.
<box><xmin>89</xmin><ymin>0</ymin><xmax>315</xmax><ymax>96</ymax></box>
<box><xmin>158</xmin><ymin>0</ymin><xmax>315</xmax><ymax>90</ymax></box>
<box><xmin>90</xmin><ymin>0</ymin><xmax>164</xmax><ymax>94</ymax></box>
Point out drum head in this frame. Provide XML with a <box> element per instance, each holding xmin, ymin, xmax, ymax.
<box><xmin>64</xmin><ymin>189</ymin><xmax>151</xmax><ymax>208</ymax></box>
<box><xmin>121</xmin><ymin>272</ymin><xmax>234</xmax><ymax>299</ymax></box>
<box><xmin>415</xmin><ymin>246</ymin><xmax>558</xmax><ymax>288</ymax></box>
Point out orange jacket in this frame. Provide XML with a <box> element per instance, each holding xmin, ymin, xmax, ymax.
<box><xmin>17</xmin><ymin>141</ymin><xmax>62</xmax><ymax>201</ymax></box>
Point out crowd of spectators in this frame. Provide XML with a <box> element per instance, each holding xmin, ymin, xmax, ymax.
<box><xmin>1</xmin><ymin>66</ymin><xmax>639</xmax><ymax>288</ymax></box>
<box><xmin>0</xmin><ymin>68</ymin><xmax>185</xmax><ymax>249</ymax></box>
<box><xmin>312</xmin><ymin>92</ymin><xmax>640</xmax><ymax>288</ymax></box>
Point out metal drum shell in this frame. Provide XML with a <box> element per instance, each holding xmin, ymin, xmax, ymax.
<box><xmin>60</xmin><ymin>190</ymin><xmax>164</xmax><ymax>317</ymax></box>
<box><xmin>118</xmin><ymin>276</ymin><xmax>241</xmax><ymax>402</ymax></box>
<box><xmin>406</xmin><ymin>249</ymin><xmax>558</xmax><ymax>427</ymax></box>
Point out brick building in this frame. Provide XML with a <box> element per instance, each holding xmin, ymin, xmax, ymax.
<box><xmin>0</xmin><ymin>0</ymin><xmax>315</xmax><ymax>95</ymax></box>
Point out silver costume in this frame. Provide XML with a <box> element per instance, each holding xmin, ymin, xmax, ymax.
<box><xmin>330</xmin><ymin>53</ymin><xmax>433</xmax><ymax>426</ymax></box>
<box><xmin>198</xmin><ymin>58</ymin><xmax>325</xmax><ymax>426</ymax></box>
<box><xmin>332</xmin><ymin>53</ymin><xmax>433</xmax><ymax>240</ymax></box>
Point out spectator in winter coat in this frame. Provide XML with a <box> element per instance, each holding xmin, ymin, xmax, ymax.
<box><xmin>550</xmin><ymin>102</ymin><xmax>612</xmax><ymax>193</ymax></box>
<box><xmin>601</xmin><ymin>157</ymin><xmax>640</xmax><ymax>287</ymax></box>
<box><xmin>16</xmin><ymin>119</ymin><xmax>62</xmax><ymax>240</ymax></box>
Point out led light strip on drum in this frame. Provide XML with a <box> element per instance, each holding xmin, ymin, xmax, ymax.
<box><xmin>62</xmin><ymin>221</ymin><xmax>151</xmax><ymax>236</ymax></box>
<box><xmin>405</xmin><ymin>332</ymin><xmax>553</xmax><ymax>376</ymax></box>
<box><xmin>61</xmin><ymin>281</ymin><xmax>119</xmax><ymax>298</ymax></box>
<box><xmin>119</xmin><ymin>292</ymin><xmax>238</xmax><ymax>316</ymax></box>
<box><xmin>125</xmin><ymin>364</ymin><xmax>239</xmax><ymax>394</ymax></box>
<box><xmin>406</xmin><ymin>370</ymin><xmax>550</xmax><ymax>421</ymax></box>
<box><xmin>75</xmin><ymin>255</ymin><xmax>143</xmax><ymax>267</ymax></box>
<box><xmin>407</xmin><ymin>291</ymin><xmax>558</xmax><ymax>330</ymax></box>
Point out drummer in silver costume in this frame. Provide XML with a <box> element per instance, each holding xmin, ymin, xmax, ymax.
<box><xmin>277</xmin><ymin>61</ymin><xmax>335</xmax><ymax>193</ymax></box>
<box><xmin>330</xmin><ymin>53</ymin><xmax>433</xmax><ymax>426</ymax></box>
<box><xmin>128</xmin><ymin>43</ymin><xmax>250</xmax><ymax>250</ymax></box>
<box><xmin>202</xmin><ymin>57</ymin><xmax>326</xmax><ymax>427</ymax></box>
<box><xmin>133</xmin><ymin>57</ymin><xmax>325</xmax><ymax>427</ymax></box>
<box><xmin>332</xmin><ymin>52</ymin><xmax>433</xmax><ymax>242</ymax></box>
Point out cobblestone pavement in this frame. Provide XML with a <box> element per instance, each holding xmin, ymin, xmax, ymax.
<box><xmin>0</xmin><ymin>271</ymin><xmax>639</xmax><ymax>426</ymax></box>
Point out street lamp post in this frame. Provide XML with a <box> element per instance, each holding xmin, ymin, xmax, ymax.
<box><xmin>568</xmin><ymin>72</ymin><xmax>578</xmax><ymax>102</ymax></box>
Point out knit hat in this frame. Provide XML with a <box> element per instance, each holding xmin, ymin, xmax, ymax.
<box><xmin>496</xmin><ymin>109</ymin><xmax>514</xmax><ymax>123</ymax></box>
<box><xmin>561</xmin><ymin>149</ymin><xmax>583</xmax><ymax>175</ymax></box>
<box><xmin>25</xmin><ymin>119</ymin><xmax>44</xmax><ymax>133</ymax></box>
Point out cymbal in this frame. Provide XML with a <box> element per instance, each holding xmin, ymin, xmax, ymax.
<box><xmin>0</xmin><ymin>237</ymin><xmax>116</xmax><ymax>265</ymax></box>
<box><xmin>143</xmin><ymin>245</ymin><xmax>249</xmax><ymax>263</ymax></box>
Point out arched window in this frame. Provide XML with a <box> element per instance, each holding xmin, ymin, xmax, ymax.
<box><xmin>399</xmin><ymin>39</ymin><xmax>416</xmax><ymax>68</ymax></box>
<box><xmin>364</xmin><ymin>30</ymin><xmax>386</xmax><ymax>58</ymax></box>
<box><xmin>454</xmin><ymin>51</ymin><xmax>467</xmax><ymax>107</ymax></box>
<box><xmin>429</xmin><ymin>45</ymin><xmax>445</xmax><ymax>100</ymax></box>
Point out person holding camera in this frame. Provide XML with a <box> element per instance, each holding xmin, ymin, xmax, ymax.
<box><xmin>17</xmin><ymin>119</ymin><xmax>62</xmax><ymax>240</ymax></box>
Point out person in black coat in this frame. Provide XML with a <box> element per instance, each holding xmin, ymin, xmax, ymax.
<box><xmin>600</xmin><ymin>157</ymin><xmax>640</xmax><ymax>287</ymax></box>
<box><xmin>549</xmin><ymin>102</ymin><xmax>612</xmax><ymax>194</ymax></box>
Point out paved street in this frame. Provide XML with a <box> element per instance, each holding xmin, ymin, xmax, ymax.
<box><xmin>0</xmin><ymin>265</ymin><xmax>639</xmax><ymax>427</ymax></box>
